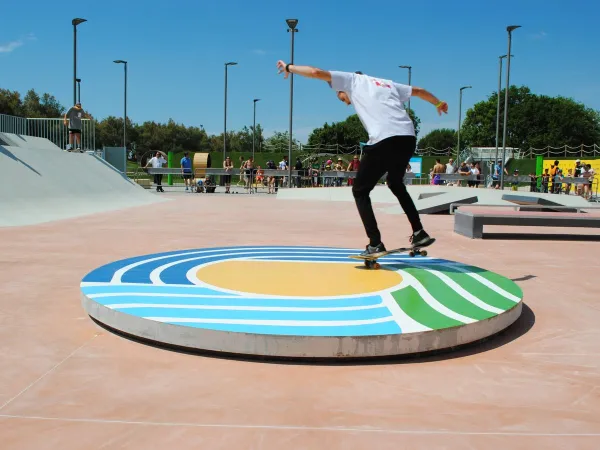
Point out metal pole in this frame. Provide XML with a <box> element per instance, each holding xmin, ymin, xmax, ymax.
<box><xmin>501</xmin><ymin>26</ymin><xmax>521</xmax><ymax>190</ymax></box>
<box><xmin>253</xmin><ymin>100</ymin><xmax>256</xmax><ymax>159</ymax></box>
<box><xmin>224</xmin><ymin>64</ymin><xmax>228</xmax><ymax>161</ymax></box>
<box><xmin>73</xmin><ymin>24</ymin><xmax>77</xmax><ymax>105</ymax></box>
<box><xmin>77</xmin><ymin>80</ymin><xmax>81</xmax><ymax>103</ymax></box>
<box><xmin>288</xmin><ymin>28</ymin><xmax>297</xmax><ymax>187</ymax></box>
<box><xmin>494</xmin><ymin>56</ymin><xmax>504</xmax><ymax>169</ymax></box>
<box><xmin>124</xmin><ymin>62</ymin><xmax>127</xmax><ymax>152</ymax></box>
<box><xmin>407</xmin><ymin>67</ymin><xmax>412</xmax><ymax>112</ymax></box>
<box><xmin>457</xmin><ymin>90</ymin><xmax>462</xmax><ymax>163</ymax></box>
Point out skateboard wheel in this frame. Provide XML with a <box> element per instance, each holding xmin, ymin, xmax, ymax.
<box><xmin>420</xmin><ymin>250</ymin><xmax>427</xmax><ymax>257</ymax></box>
<box><xmin>409</xmin><ymin>251</ymin><xmax>415</xmax><ymax>257</ymax></box>
<box><xmin>373</xmin><ymin>263</ymin><xmax>381</xmax><ymax>270</ymax></box>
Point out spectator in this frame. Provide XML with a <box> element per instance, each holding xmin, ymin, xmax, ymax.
<box><xmin>445</xmin><ymin>158</ymin><xmax>456</xmax><ymax>186</ymax></box>
<box><xmin>145</xmin><ymin>151</ymin><xmax>166</xmax><ymax>192</ymax></box>
<box><xmin>294</xmin><ymin>157</ymin><xmax>303</xmax><ymax>187</ymax></box>
<box><xmin>469</xmin><ymin>162</ymin><xmax>480</xmax><ymax>188</ymax></box>
<box><xmin>541</xmin><ymin>168</ymin><xmax>550</xmax><ymax>193</ymax></box>
<box><xmin>458</xmin><ymin>161</ymin><xmax>470</xmax><ymax>187</ymax></box>
<box><xmin>431</xmin><ymin>158</ymin><xmax>445</xmax><ymax>185</ymax></box>
<box><xmin>180</xmin><ymin>152</ymin><xmax>193</xmax><ymax>192</ymax></box>
<box><xmin>582</xmin><ymin>163</ymin><xmax>595</xmax><ymax>200</ymax></box>
<box><xmin>223</xmin><ymin>156</ymin><xmax>233</xmax><ymax>194</ymax></box>
<box><xmin>492</xmin><ymin>160</ymin><xmax>508</xmax><ymax>189</ymax></box>
<box><xmin>528</xmin><ymin>173</ymin><xmax>538</xmax><ymax>192</ymax></box>
<box><xmin>564</xmin><ymin>168</ymin><xmax>573</xmax><ymax>195</ymax></box>
<box><xmin>347</xmin><ymin>155</ymin><xmax>360</xmax><ymax>186</ymax></box>
<box><xmin>63</xmin><ymin>102</ymin><xmax>85</xmax><ymax>152</ymax></box>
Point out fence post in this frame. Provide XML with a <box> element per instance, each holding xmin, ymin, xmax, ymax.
<box><xmin>168</xmin><ymin>151</ymin><xmax>173</xmax><ymax>186</ymax></box>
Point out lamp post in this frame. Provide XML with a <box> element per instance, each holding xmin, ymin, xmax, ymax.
<box><xmin>72</xmin><ymin>18</ymin><xmax>87</xmax><ymax>106</ymax></box>
<box><xmin>286</xmin><ymin>18</ymin><xmax>298</xmax><ymax>187</ymax></box>
<box><xmin>399</xmin><ymin>65</ymin><xmax>412</xmax><ymax>111</ymax></box>
<box><xmin>76</xmin><ymin>78</ymin><xmax>81</xmax><ymax>103</ymax></box>
<box><xmin>457</xmin><ymin>85</ymin><xmax>472</xmax><ymax>162</ymax></box>
<box><xmin>113</xmin><ymin>60</ymin><xmax>128</xmax><ymax>151</ymax></box>
<box><xmin>494</xmin><ymin>54</ymin><xmax>513</xmax><ymax>172</ymax></box>
<box><xmin>223</xmin><ymin>62</ymin><xmax>237</xmax><ymax>162</ymax></box>
<box><xmin>500</xmin><ymin>25</ymin><xmax>521</xmax><ymax>190</ymax></box>
<box><xmin>253</xmin><ymin>98</ymin><xmax>260</xmax><ymax>159</ymax></box>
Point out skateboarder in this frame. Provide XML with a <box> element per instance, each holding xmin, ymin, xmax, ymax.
<box><xmin>276</xmin><ymin>60</ymin><xmax>447</xmax><ymax>255</ymax></box>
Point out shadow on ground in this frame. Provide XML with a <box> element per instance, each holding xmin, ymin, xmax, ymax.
<box><xmin>90</xmin><ymin>303</ymin><xmax>536</xmax><ymax>367</ymax></box>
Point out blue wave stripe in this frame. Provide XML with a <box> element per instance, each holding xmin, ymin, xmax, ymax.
<box><xmin>82</xmin><ymin>246</ymin><xmax>356</xmax><ymax>283</ymax></box>
<box><xmin>165</xmin><ymin>320</ymin><xmax>402</xmax><ymax>336</ymax></box>
<box><xmin>81</xmin><ymin>285</ymin><xmax>229</xmax><ymax>296</ymax></box>
<box><xmin>96</xmin><ymin>295</ymin><xmax>384</xmax><ymax>308</ymax></box>
<box><xmin>131</xmin><ymin>306</ymin><xmax>392</xmax><ymax>321</ymax></box>
<box><xmin>159</xmin><ymin>251</ymin><xmax>354</xmax><ymax>285</ymax></box>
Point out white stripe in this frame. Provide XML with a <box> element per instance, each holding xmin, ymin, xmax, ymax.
<box><xmin>443</xmin><ymin>264</ymin><xmax>521</xmax><ymax>302</ymax></box>
<box><xmin>380</xmin><ymin>292</ymin><xmax>430</xmax><ymax>333</ymax></box>
<box><xmin>88</xmin><ymin>293</ymin><xmax>241</xmax><ymax>299</ymax></box>
<box><xmin>110</xmin><ymin>246</ymin><xmax>357</xmax><ymax>284</ymax></box>
<box><xmin>107</xmin><ymin>303</ymin><xmax>385</xmax><ymax>312</ymax></box>
<box><xmin>396</xmin><ymin>270</ymin><xmax>475</xmax><ymax>324</ymax></box>
<box><xmin>425</xmin><ymin>269</ymin><xmax>505</xmax><ymax>314</ymax></box>
<box><xmin>144</xmin><ymin>317</ymin><xmax>395</xmax><ymax>326</ymax></box>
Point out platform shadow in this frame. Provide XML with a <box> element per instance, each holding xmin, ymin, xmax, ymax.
<box><xmin>90</xmin><ymin>303</ymin><xmax>536</xmax><ymax>367</ymax></box>
<box><xmin>483</xmin><ymin>233</ymin><xmax>600</xmax><ymax>242</ymax></box>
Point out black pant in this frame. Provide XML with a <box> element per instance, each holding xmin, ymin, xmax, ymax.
<box><xmin>154</xmin><ymin>174</ymin><xmax>163</xmax><ymax>186</ymax></box>
<box><xmin>352</xmin><ymin>135</ymin><xmax>422</xmax><ymax>246</ymax></box>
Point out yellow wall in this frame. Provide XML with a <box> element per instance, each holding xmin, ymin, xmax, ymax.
<box><xmin>542</xmin><ymin>159</ymin><xmax>599</xmax><ymax>191</ymax></box>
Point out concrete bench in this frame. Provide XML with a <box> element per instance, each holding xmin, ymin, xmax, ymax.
<box><xmin>454</xmin><ymin>208</ymin><xmax>600</xmax><ymax>239</ymax></box>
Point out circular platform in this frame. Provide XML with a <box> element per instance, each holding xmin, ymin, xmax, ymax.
<box><xmin>80</xmin><ymin>246</ymin><xmax>523</xmax><ymax>358</ymax></box>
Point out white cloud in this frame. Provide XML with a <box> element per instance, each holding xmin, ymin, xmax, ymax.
<box><xmin>531</xmin><ymin>31</ymin><xmax>548</xmax><ymax>40</ymax></box>
<box><xmin>252</xmin><ymin>49</ymin><xmax>267</xmax><ymax>56</ymax></box>
<box><xmin>0</xmin><ymin>33</ymin><xmax>35</xmax><ymax>53</ymax></box>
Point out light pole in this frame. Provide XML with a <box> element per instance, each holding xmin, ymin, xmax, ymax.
<box><xmin>286</xmin><ymin>18</ymin><xmax>298</xmax><ymax>187</ymax></box>
<box><xmin>223</xmin><ymin>62</ymin><xmax>237</xmax><ymax>162</ymax></box>
<box><xmin>113</xmin><ymin>60</ymin><xmax>128</xmax><ymax>151</ymax></box>
<box><xmin>72</xmin><ymin>18</ymin><xmax>87</xmax><ymax>106</ymax></box>
<box><xmin>76</xmin><ymin>78</ymin><xmax>81</xmax><ymax>103</ymax></box>
<box><xmin>457</xmin><ymin>85</ymin><xmax>472</xmax><ymax>162</ymax></box>
<box><xmin>253</xmin><ymin>99</ymin><xmax>260</xmax><ymax>159</ymax></box>
<box><xmin>494</xmin><ymin>54</ymin><xmax>513</xmax><ymax>171</ymax></box>
<box><xmin>500</xmin><ymin>25</ymin><xmax>521</xmax><ymax>190</ymax></box>
<box><xmin>399</xmin><ymin>65</ymin><xmax>412</xmax><ymax>111</ymax></box>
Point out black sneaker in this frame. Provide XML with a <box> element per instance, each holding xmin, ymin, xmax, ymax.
<box><xmin>360</xmin><ymin>242</ymin><xmax>387</xmax><ymax>257</ymax></box>
<box><xmin>410</xmin><ymin>230</ymin><xmax>435</xmax><ymax>248</ymax></box>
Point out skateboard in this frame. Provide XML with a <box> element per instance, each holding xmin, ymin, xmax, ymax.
<box><xmin>349</xmin><ymin>240</ymin><xmax>434</xmax><ymax>270</ymax></box>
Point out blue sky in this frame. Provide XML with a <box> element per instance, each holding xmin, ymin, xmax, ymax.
<box><xmin>2</xmin><ymin>0</ymin><xmax>599</xmax><ymax>143</ymax></box>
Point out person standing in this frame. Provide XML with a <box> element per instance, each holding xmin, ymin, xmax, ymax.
<box><xmin>223</xmin><ymin>156</ymin><xmax>234</xmax><ymax>193</ymax></box>
<box><xmin>145</xmin><ymin>151</ymin><xmax>167</xmax><ymax>192</ymax></box>
<box><xmin>180</xmin><ymin>152</ymin><xmax>193</xmax><ymax>192</ymax></box>
<box><xmin>63</xmin><ymin>102</ymin><xmax>85</xmax><ymax>152</ymax></box>
<box><xmin>276</xmin><ymin>60</ymin><xmax>447</xmax><ymax>254</ymax></box>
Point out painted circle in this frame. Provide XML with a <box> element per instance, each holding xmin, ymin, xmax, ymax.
<box><xmin>80</xmin><ymin>246</ymin><xmax>524</xmax><ymax>358</ymax></box>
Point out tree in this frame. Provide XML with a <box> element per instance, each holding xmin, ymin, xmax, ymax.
<box><xmin>264</xmin><ymin>131</ymin><xmax>300</xmax><ymax>152</ymax></box>
<box><xmin>22</xmin><ymin>89</ymin><xmax>65</xmax><ymax>118</ymax></box>
<box><xmin>417</xmin><ymin>128</ymin><xmax>457</xmax><ymax>150</ymax></box>
<box><xmin>0</xmin><ymin>88</ymin><xmax>24</xmax><ymax>116</ymax></box>
<box><xmin>461</xmin><ymin>85</ymin><xmax>600</xmax><ymax>150</ymax></box>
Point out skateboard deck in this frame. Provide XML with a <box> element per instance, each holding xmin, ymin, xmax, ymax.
<box><xmin>349</xmin><ymin>239</ymin><xmax>435</xmax><ymax>269</ymax></box>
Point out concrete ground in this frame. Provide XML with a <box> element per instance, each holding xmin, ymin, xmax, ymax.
<box><xmin>1</xmin><ymin>193</ymin><xmax>599</xmax><ymax>449</ymax></box>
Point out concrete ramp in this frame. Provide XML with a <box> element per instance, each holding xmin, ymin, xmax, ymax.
<box><xmin>0</xmin><ymin>141</ymin><xmax>166</xmax><ymax>227</ymax></box>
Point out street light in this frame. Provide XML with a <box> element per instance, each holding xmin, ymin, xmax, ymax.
<box><xmin>223</xmin><ymin>62</ymin><xmax>237</xmax><ymax>162</ymax></box>
<box><xmin>113</xmin><ymin>60</ymin><xmax>128</xmax><ymax>151</ymax></box>
<box><xmin>494</xmin><ymin>54</ymin><xmax>513</xmax><ymax>172</ymax></box>
<box><xmin>399</xmin><ymin>65</ymin><xmax>412</xmax><ymax>111</ymax></box>
<box><xmin>76</xmin><ymin>78</ymin><xmax>81</xmax><ymax>103</ymax></box>
<box><xmin>500</xmin><ymin>25</ymin><xmax>521</xmax><ymax>190</ymax></box>
<box><xmin>457</xmin><ymin>85</ymin><xmax>472</xmax><ymax>162</ymax></box>
<box><xmin>253</xmin><ymin>99</ymin><xmax>261</xmax><ymax>159</ymax></box>
<box><xmin>72</xmin><ymin>18</ymin><xmax>87</xmax><ymax>106</ymax></box>
<box><xmin>286</xmin><ymin>18</ymin><xmax>298</xmax><ymax>187</ymax></box>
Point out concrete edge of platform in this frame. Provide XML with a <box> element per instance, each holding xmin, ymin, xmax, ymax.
<box><xmin>81</xmin><ymin>293</ymin><xmax>523</xmax><ymax>359</ymax></box>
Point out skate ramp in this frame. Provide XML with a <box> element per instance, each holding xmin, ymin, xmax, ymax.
<box><xmin>0</xmin><ymin>136</ymin><xmax>166</xmax><ymax>227</ymax></box>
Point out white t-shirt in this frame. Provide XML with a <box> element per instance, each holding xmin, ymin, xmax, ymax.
<box><xmin>446</xmin><ymin>163</ymin><xmax>455</xmax><ymax>174</ymax></box>
<box><xmin>149</xmin><ymin>156</ymin><xmax>166</xmax><ymax>168</ymax></box>
<box><xmin>278</xmin><ymin>160</ymin><xmax>287</xmax><ymax>170</ymax></box>
<box><xmin>329</xmin><ymin>71</ymin><xmax>414</xmax><ymax>145</ymax></box>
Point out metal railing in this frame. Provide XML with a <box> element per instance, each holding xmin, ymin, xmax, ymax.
<box><xmin>450</xmin><ymin>203</ymin><xmax>600</xmax><ymax>214</ymax></box>
<box><xmin>0</xmin><ymin>114</ymin><xmax>27</xmax><ymax>135</ymax></box>
<box><xmin>0</xmin><ymin>113</ymin><xmax>96</xmax><ymax>150</ymax></box>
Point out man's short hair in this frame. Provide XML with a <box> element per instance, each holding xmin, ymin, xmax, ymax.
<box><xmin>355</xmin><ymin>71</ymin><xmax>363</xmax><ymax>75</ymax></box>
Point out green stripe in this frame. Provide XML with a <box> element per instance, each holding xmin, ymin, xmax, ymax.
<box><xmin>392</xmin><ymin>286</ymin><xmax>464</xmax><ymax>330</ymax></box>
<box><xmin>427</xmin><ymin>265</ymin><xmax>519</xmax><ymax>311</ymax></box>
<box><xmin>463</xmin><ymin>266</ymin><xmax>524</xmax><ymax>299</ymax></box>
<box><xmin>399</xmin><ymin>268</ymin><xmax>496</xmax><ymax>320</ymax></box>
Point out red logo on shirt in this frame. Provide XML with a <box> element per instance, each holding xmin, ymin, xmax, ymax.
<box><xmin>373</xmin><ymin>80</ymin><xmax>391</xmax><ymax>89</ymax></box>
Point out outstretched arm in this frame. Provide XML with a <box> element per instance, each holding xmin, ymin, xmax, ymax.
<box><xmin>411</xmin><ymin>87</ymin><xmax>448</xmax><ymax>115</ymax></box>
<box><xmin>276</xmin><ymin>60</ymin><xmax>331</xmax><ymax>82</ymax></box>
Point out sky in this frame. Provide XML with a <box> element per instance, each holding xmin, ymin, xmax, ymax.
<box><xmin>1</xmin><ymin>0</ymin><xmax>599</xmax><ymax>144</ymax></box>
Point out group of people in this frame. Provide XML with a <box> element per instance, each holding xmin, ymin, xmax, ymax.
<box><xmin>534</xmin><ymin>159</ymin><xmax>596</xmax><ymax>198</ymax></box>
<box><xmin>430</xmin><ymin>158</ymin><xmax>486</xmax><ymax>188</ymax></box>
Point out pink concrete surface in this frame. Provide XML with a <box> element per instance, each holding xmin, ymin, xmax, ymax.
<box><xmin>1</xmin><ymin>193</ymin><xmax>599</xmax><ymax>449</ymax></box>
